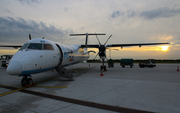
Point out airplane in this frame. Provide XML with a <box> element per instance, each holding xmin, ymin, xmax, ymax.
<box><xmin>0</xmin><ymin>33</ymin><xmax>169</xmax><ymax>86</ymax></box>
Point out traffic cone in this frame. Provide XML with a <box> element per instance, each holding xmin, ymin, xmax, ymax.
<box><xmin>177</xmin><ymin>66</ymin><xmax>179</xmax><ymax>71</ymax></box>
<box><xmin>100</xmin><ymin>70</ymin><xmax>104</xmax><ymax>76</ymax></box>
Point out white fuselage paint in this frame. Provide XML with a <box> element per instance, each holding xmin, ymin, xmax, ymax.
<box><xmin>7</xmin><ymin>38</ymin><xmax>89</xmax><ymax>76</ymax></box>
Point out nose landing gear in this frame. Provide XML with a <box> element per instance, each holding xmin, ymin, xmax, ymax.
<box><xmin>21</xmin><ymin>75</ymin><xmax>33</xmax><ymax>87</ymax></box>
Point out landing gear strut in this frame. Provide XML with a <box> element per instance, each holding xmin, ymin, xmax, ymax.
<box><xmin>101</xmin><ymin>58</ymin><xmax>107</xmax><ymax>71</ymax></box>
<box><xmin>21</xmin><ymin>75</ymin><xmax>33</xmax><ymax>87</ymax></box>
<box><xmin>101</xmin><ymin>65</ymin><xmax>106</xmax><ymax>71</ymax></box>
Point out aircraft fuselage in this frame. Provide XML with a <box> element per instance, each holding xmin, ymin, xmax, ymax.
<box><xmin>7</xmin><ymin>38</ymin><xmax>89</xmax><ymax>76</ymax></box>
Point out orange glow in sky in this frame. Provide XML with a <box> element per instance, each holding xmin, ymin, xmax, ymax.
<box><xmin>161</xmin><ymin>46</ymin><xmax>169</xmax><ymax>51</ymax></box>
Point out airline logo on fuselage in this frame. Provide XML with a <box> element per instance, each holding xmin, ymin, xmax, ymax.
<box><xmin>40</xmin><ymin>40</ymin><xmax>45</xmax><ymax>43</ymax></box>
<box><xmin>68</xmin><ymin>56</ymin><xmax>74</xmax><ymax>61</ymax></box>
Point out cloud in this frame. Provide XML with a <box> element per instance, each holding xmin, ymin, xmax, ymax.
<box><xmin>0</xmin><ymin>17</ymin><xmax>73</xmax><ymax>44</ymax></box>
<box><xmin>140</xmin><ymin>7</ymin><xmax>180</xmax><ymax>19</ymax></box>
<box><xmin>127</xmin><ymin>10</ymin><xmax>136</xmax><ymax>18</ymax></box>
<box><xmin>111</xmin><ymin>10</ymin><xmax>136</xmax><ymax>19</ymax></box>
<box><xmin>18</xmin><ymin>0</ymin><xmax>41</xmax><ymax>4</ymax></box>
<box><xmin>64</xmin><ymin>7</ymin><xmax>68</xmax><ymax>12</ymax></box>
<box><xmin>111</xmin><ymin>11</ymin><xmax>122</xmax><ymax>18</ymax></box>
<box><xmin>6</xmin><ymin>9</ymin><xmax>13</xmax><ymax>14</ymax></box>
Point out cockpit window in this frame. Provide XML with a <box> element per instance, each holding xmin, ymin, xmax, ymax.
<box><xmin>28</xmin><ymin>43</ymin><xmax>42</xmax><ymax>50</ymax></box>
<box><xmin>20</xmin><ymin>43</ymin><xmax>29</xmax><ymax>50</ymax></box>
<box><xmin>43</xmin><ymin>44</ymin><xmax>54</xmax><ymax>50</ymax></box>
<box><xmin>19</xmin><ymin>43</ymin><xmax>54</xmax><ymax>50</ymax></box>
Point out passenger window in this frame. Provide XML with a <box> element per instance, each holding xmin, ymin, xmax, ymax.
<box><xmin>43</xmin><ymin>44</ymin><xmax>54</xmax><ymax>50</ymax></box>
<box><xmin>28</xmin><ymin>43</ymin><xmax>42</xmax><ymax>50</ymax></box>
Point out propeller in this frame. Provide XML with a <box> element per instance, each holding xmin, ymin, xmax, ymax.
<box><xmin>93</xmin><ymin>52</ymin><xmax>99</xmax><ymax>60</ymax></box>
<box><xmin>95</xmin><ymin>33</ymin><xmax>101</xmax><ymax>45</ymax></box>
<box><xmin>104</xmin><ymin>34</ymin><xmax>112</xmax><ymax>45</ymax></box>
<box><xmin>29</xmin><ymin>34</ymin><xmax>31</xmax><ymax>40</ymax></box>
<box><xmin>93</xmin><ymin>34</ymin><xmax>113</xmax><ymax>60</ymax></box>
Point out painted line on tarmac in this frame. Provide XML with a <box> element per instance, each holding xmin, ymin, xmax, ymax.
<box><xmin>0</xmin><ymin>85</ymin><xmax>67</xmax><ymax>89</ymax></box>
<box><xmin>0</xmin><ymin>87</ymin><xmax>26</xmax><ymax>97</ymax></box>
<box><xmin>2</xmin><ymin>85</ymin><xmax>155</xmax><ymax>113</ymax></box>
<box><xmin>0</xmin><ymin>85</ymin><xmax>67</xmax><ymax>97</ymax></box>
<box><xmin>0</xmin><ymin>66</ymin><xmax>89</xmax><ymax>97</ymax></box>
<box><xmin>0</xmin><ymin>75</ymin><xmax>62</xmax><ymax>97</ymax></box>
<box><xmin>0</xmin><ymin>85</ymin><xmax>22</xmax><ymax>88</ymax></box>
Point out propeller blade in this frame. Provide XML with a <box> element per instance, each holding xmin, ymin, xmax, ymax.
<box><xmin>29</xmin><ymin>34</ymin><xmax>31</xmax><ymax>40</ymax></box>
<box><xmin>104</xmin><ymin>34</ymin><xmax>112</xmax><ymax>45</ymax></box>
<box><xmin>93</xmin><ymin>52</ymin><xmax>99</xmax><ymax>60</ymax></box>
<box><xmin>95</xmin><ymin>33</ymin><xmax>101</xmax><ymax>45</ymax></box>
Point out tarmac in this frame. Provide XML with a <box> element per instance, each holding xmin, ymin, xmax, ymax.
<box><xmin>0</xmin><ymin>63</ymin><xmax>180</xmax><ymax>113</ymax></box>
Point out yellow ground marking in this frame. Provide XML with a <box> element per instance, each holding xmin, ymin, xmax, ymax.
<box><xmin>0</xmin><ymin>85</ymin><xmax>22</xmax><ymax>88</ymax></box>
<box><xmin>0</xmin><ymin>65</ymin><xmax>89</xmax><ymax>97</ymax></box>
<box><xmin>0</xmin><ymin>85</ymin><xmax>67</xmax><ymax>97</ymax></box>
<box><xmin>0</xmin><ymin>87</ymin><xmax>26</xmax><ymax>97</ymax></box>
<box><xmin>0</xmin><ymin>85</ymin><xmax>67</xmax><ymax>89</ymax></box>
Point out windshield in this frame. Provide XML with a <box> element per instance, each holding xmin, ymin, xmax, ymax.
<box><xmin>28</xmin><ymin>43</ymin><xmax>42</xmax><ymax>50</ymax></box>
<box><xmin>43</xmin><ymin>44</ymin><xmax>54</xmax><ymax>50</ymax></box>
<box><xmin>19</xmin><ymin>43</ymin><xmax>54</xmax><ymax>50</ymax></box>
<box><xmin>20</xmin><ymin>43</ymin><xmax>29</xmax><ymax>50</ymax></box>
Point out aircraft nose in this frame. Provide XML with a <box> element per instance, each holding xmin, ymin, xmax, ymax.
<box><xmin>7</xmin><ymin>60</ymin><xmax>23</xmax><ymax>75</ymax></box>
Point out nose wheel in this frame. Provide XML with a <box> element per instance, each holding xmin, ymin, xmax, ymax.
<box><xmin>21</xmin><ymin>75</ymin><xmax>33</xmax><ymax>87</ymax></box>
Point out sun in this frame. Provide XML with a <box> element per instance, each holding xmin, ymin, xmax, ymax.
<box><xmin>161</xmin><ymin>46</ymin><xmax>169</xmax><ymax>51</ymax></box>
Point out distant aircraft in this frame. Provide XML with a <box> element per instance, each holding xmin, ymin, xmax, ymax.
<box><xmin>0</xmin><ymin>33</ymin><xmax>169</xmax><ymax>86</ymax></box>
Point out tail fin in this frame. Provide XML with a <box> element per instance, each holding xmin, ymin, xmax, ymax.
<box><xmin>70</xmin><ymin>33</ymin><xmax>106</xmax><ymax>46</ymax></box>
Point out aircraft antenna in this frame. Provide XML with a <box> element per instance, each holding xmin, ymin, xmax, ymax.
<box><xmin>29</xmin><ymin>34</ymin><xmax>31</xmax><ymax>40</ymax></box>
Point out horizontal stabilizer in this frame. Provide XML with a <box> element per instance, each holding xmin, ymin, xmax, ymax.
<box><xmin>70</xmin><ymin>33</ymin><xmax>106</xmax><ymax>36</ymax></box>
<box><xmin>70</xmin><ymin>33</ymin><xmax>106</xmax><ymax>46</ymax></box>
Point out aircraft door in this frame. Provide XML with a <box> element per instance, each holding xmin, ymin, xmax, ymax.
<box><xmin>55</xmin><ymin>44</ymin><xmax>63</xmax><ymax>65</ymax></box>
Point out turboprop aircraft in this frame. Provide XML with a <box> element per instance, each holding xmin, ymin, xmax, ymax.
<box><xmin>0</xmin><ymin>33</ymin><xmax>169</xmax><ymax>86</ymax></box>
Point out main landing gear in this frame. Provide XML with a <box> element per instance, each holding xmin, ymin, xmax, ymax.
<box><xmin>101</xmin><ymin>65</ymin><xmax>107</xmax><ymax>71</ymax></box>
<box><xmin>100</xmin><ymin>58</ymin><xmax>107</xmax><ymax>71</ymax></box>
<box><xmin>21</xmin><ymin>75</ymin><xmax>33</xmax><ymax>87</ymax></box>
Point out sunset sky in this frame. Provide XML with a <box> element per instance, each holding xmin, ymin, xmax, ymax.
<box><xmin>0</xmin><ymin>0</ymin><xmax>180</xmax><ymax>59</ymax></box>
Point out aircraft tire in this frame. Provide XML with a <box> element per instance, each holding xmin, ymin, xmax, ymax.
<box><xmin>21</xmin><ymin>78</ymin><xmax>27</xmax><ymax>87</ymax></box>
<box><xmin>28</xmin><ymin>78</ymin><xmax>33</xmax><ymax>85</ymax></box>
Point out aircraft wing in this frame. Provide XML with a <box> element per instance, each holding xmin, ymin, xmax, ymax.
<box><xmin>81</xmin><ymin>45</ymin><xmax>99</xmax><ymax>48</ymax></box>
<box><xmin>105</xmin><ymin>43</ymin><xmax>170</xmax><ymax>48</ymax></box>
<box><xmin>81</xmin><ymin>43</ymin><xmax>169</xmax><ymax>48</ymax></box>
<box><xmin>0</xmin><ymin>45</ymin><xmax>22</xmax><ymax>49</ymax></box>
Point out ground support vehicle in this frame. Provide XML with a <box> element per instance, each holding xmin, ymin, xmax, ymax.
<box><xmin>1</xmin><ymin>55</ymin><xmax>13</xmax><ymax>67</ymax></box>
<box><xmin>139</xmin><ymin>59</ymin><xmax>156</xmax><ymax>68</ymax></box>
<box><xmin>120</xmin><ymin>59</ymin><xmax>134</xmax><ymax>68</ymax></box>
<box><xmin>108</xmin><ymin>59</ymin><xmax>114</xmax><ymax>67</ymax></box>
